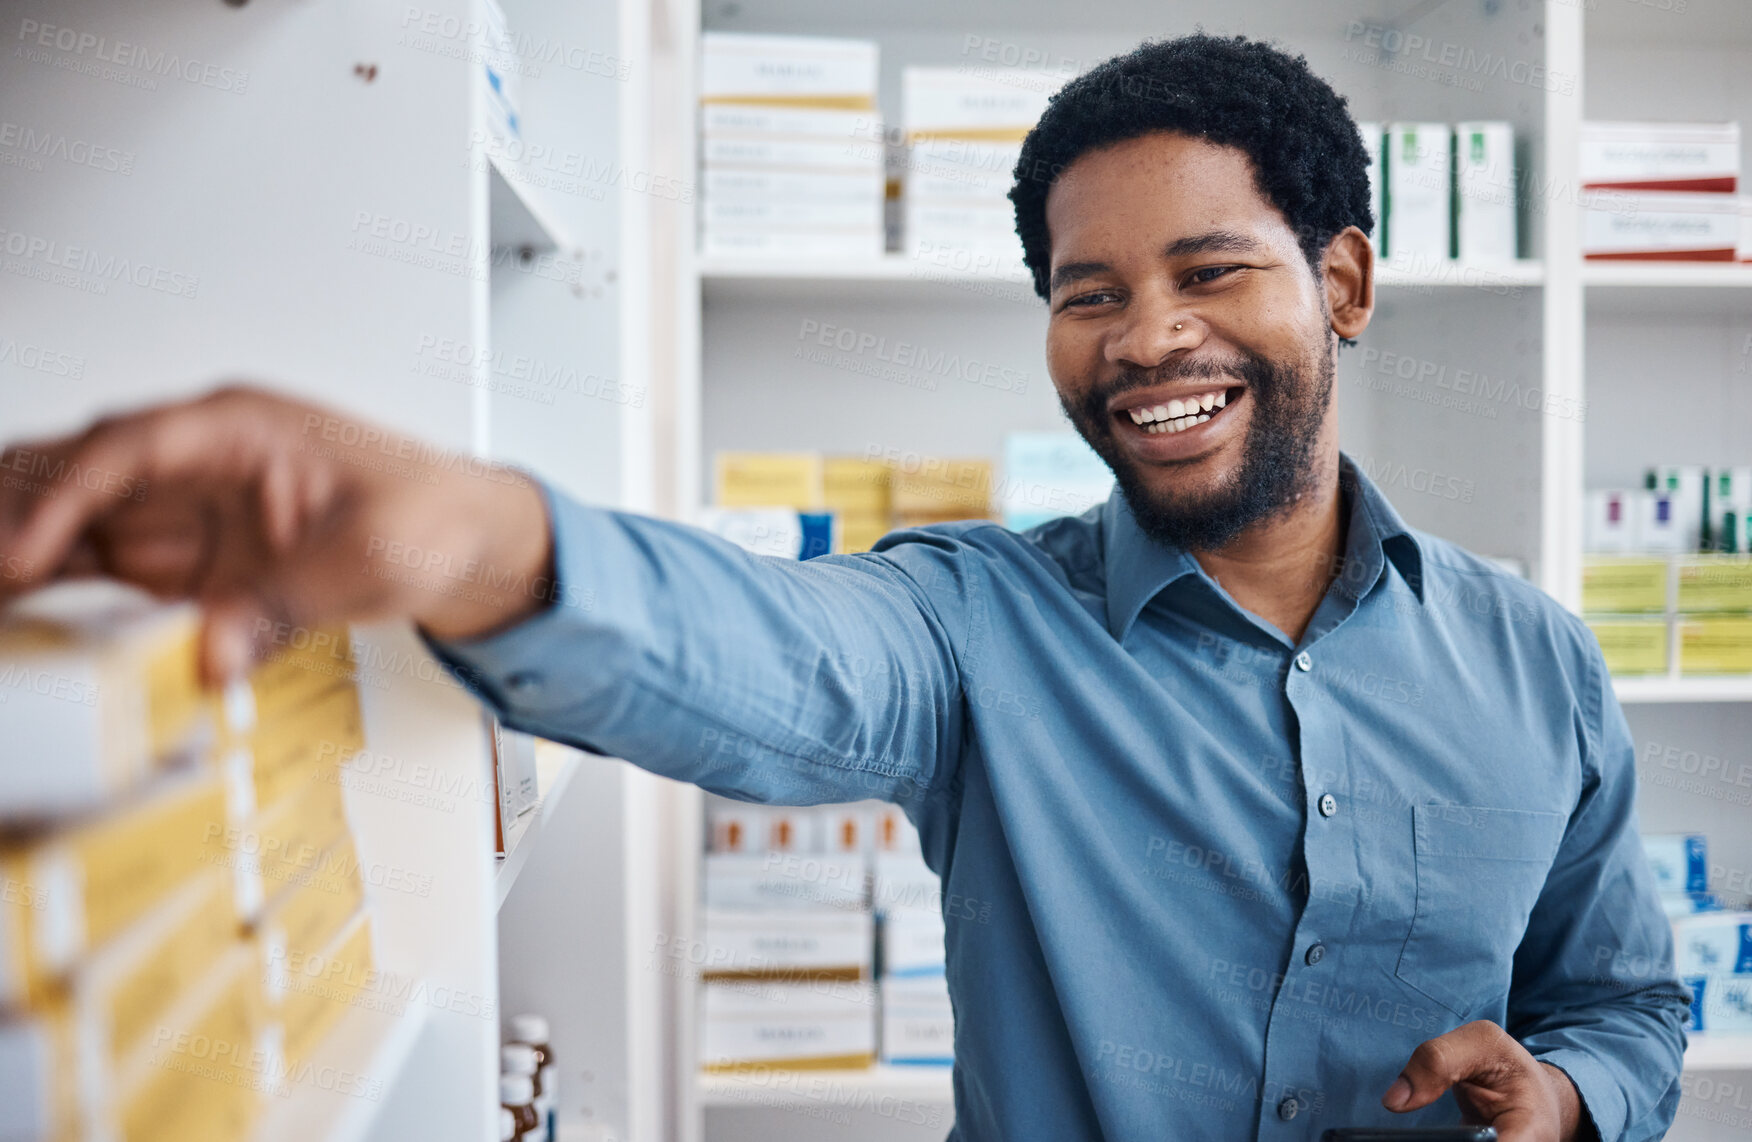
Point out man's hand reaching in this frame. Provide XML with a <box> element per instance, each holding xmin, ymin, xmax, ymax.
<box><xmin>0</xmin><ymin>385</ymin><xmax>554</xmax><ymax>682</ymax></box>
<box><xmin>1383</xmin><ymin>1020</ymin><xmax>1589</xmax><ymax>1142</ymax></box>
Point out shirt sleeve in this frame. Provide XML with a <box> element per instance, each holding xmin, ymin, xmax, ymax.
<box><xmin>421</xmin><ymin>483</ymin><xmax>970</xmax><ymax>812</ymax></box>
<box><xmin>1506</xmin><ymin>628</ymin><xmax>1690</xmax><ymax>1142</ymax></box>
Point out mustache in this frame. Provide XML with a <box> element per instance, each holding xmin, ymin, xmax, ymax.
<box><xmin>1080</xmin><ymin>353</ymin><xmax>1273</xmax><ymax>416</ymax></box>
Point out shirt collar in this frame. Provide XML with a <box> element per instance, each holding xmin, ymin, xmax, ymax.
<box><xmin>1100</xmin><ymin>451</ymin><xmax>1426</xmax><ymax>641</ymax></box>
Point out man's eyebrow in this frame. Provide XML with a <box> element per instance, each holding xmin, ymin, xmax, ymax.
<box><xmin>1163</xmin><ymin>230</ymin><xmax>1264</xmax><ymax>257</ymax></box>
<box><xmin>1050</xmin><ymin>231</ymin><xmax>1266</xmax><ymax>292</ymax></box>
<box><xmin>1049</xmin><ymin>260</ymin><xmax>1111</xmax><ymax>293</ymax></box>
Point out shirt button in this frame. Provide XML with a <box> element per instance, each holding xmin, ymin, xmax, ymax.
<box><xmin>1305</xmin><ymin>942</ymin><xmax>1326</xmax><ymax>966</ymax></box>
<box><xmin>1277</xmin><ymin>1096</ymin><xmax>1299</xmax><ymax>1121</ymax></box>
<box><xmin>1294</xmin><ymin>651</ymin><xmax>1313</xmax><ymax>672</ymax></box>
<box><xmin>505</xmin><ymin>670</ymin><xmax>543</xmax><ymax>698</ymax></box>
<box><xmin>1318</xmin><ymin>793</ymin><xmax>1338</xmax><ymax>818</ymax></box>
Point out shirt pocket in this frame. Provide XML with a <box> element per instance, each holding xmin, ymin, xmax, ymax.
<box><xmin>1394</xmin><ymin>804</ymin><xmax>1568</xmax><ymax>1021</ymax></box>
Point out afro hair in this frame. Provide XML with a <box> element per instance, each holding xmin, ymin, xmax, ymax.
<box><xmin>1010</xmin><ymin>34</ymin><xmax>1374</xmax><ymax>300</ymax></box>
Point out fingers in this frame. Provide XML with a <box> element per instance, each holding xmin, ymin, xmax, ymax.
<box><xmin>1385</xmin><ymin>1020</ymin><xmax>1518</xmax><ymax>1113</ymax></box>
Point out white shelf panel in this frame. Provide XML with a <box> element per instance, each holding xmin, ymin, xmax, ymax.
<box><xmin>1614</xmin><ymin>676</ymin><xmax>1752</xmax><ymax>704</ymax></box>
<box><xmin>495</xmin><ymin>747</ymin><xmax>584</xmax><ymax>910</ymax></box>
<box><xmin>1685</xmin><ymin>1033</ymin><xmax>1752</xmax><ymax>1072</ymax></box>
<box><xmin>251</xmin><ymin>997</ymin><xmax>431</xmax><ymax>1142</ymax></box>
<box><xmin>489</xmin><ymin>155</ymin><xmax>571</xmax><ymax>254</ymax></box>
<box><xmin>699</xmin><ymin>257</ymin><xmax>1544</xmax><ymax>303</ymax></box>
<box><xmin>698</xmin><ymin>1064</ymin><xmax>954</xmax><ymax>1108</ymax></box>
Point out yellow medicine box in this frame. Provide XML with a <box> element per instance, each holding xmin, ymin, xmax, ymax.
<box><xmin>1586</xmin><ymin>617</ymin><xmax>1670</xmax><ymax>676</ymax></box>
<box><xmin>1581</xmin><ymin>557</ymin><xmax>1669</xmax><ymax>614</ymax></box>
<box><xmin>1676</xmin><ymin>555</ymin><xmax>1752</xmax><ymax>614</ymax></box>
<box><xmin>1679</xmin><ymin>617</ymin><xmax>1752</xmax><ymax>675</ymax></box>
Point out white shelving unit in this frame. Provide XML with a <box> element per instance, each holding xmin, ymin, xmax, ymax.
<box><xmin>661</xmin><ymin>2</ymin><xmax>1752</xmax><ymax>1140</ymax></box>
<box><xmin>1</xmin><ymin>0</ymin><xmax>670</xmax><ymax>1138</ymax></box>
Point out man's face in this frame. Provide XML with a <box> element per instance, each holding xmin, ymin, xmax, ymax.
<box><xmin>1043</xmin><ymin>131</ymin><xmax>1341</xmax><ymax>551</ymax></box>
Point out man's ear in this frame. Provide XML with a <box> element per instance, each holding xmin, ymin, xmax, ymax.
<box><xmin>1321</xmin><ymin>226</ymin><xmax>1374</xmax><ymax>342</ymax></box>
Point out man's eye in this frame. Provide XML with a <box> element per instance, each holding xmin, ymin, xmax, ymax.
<box><xmin>1065</xmin><ymin>290</ymin><xmax>1119</xmax><ymax>307</ymax></box>
<box><xmin>1187</xmin><ymin>266</ymin><xmax>1237</xmax><ymax>285</ymax></box>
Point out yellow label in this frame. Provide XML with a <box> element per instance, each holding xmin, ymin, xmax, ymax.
<box><xmin>715</xmin><ymin>453</ymin><xmax>824</xmax><ymax>509</ymax></box>
<box><xmin>260</xmin><ymin>839</ymin><xmax>365</xmax><ymax>970</ymax></box>
<box><xmin>247</xmin><ymin>629</ymin><xmax>356</xmax><ymax>730</ymax></box>
<box><xmin>123</xmin><ymin>951</ymin><xmax>266</xmax><ymax>1142</ymax></box>
<box><xmin>839</xmin><ymin>518</ymin><xmax>892</xmax><ymax>555</ymax></box>
<box><xmin>1679</xmin><ymin>617</ymin><xmax>1752</xmax><ymax>674</ymax></box>
<box><xmin>102</xmin><ymin>873</ymin><xmax>239</xmax><ymax>1066</ymax></box>
<box><xmin>278</xmin><ymin>912</ymin><xmax>375</xmax><ymax>1066</ymax></box>
<box><xmin>251</xmin><ymin>683</ymin><xmax>365</xmax><ymax>812</ymax></box>
<box><xmin>1581</xmin><ymin>557</ymin><xmax>1669</xmax><ymax>614</ymax></box>
<box><xmin>700</xmin><ymin>94</ymin><xmax>876</xmax><ymax>110</ymax></box>
<box><xmin>1676</xmin><ymin>555</ymin><xmax>1752</xmax><ymax>613</ymax></box>
<box><xmin>1586</xmin><ymin>618</ymin><xmax>1669</xmax><ymax>676</ymax></box>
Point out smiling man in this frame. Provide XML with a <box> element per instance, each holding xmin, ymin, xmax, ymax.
<box><xmin>0</xmin><ymin>33</ymin><xmax>1687</xmax><ymax>1142</ymax></box>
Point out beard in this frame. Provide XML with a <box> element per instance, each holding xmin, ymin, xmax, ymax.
<box><xmin>1059</xmin><ymin>344</ymin><xmax>1334</xmax><ymax>552</ymax></box>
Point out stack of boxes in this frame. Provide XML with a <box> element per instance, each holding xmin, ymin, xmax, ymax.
<box><xmin>698</xmin><ymin>33</ymin><xmax>885</xmax><ymax>262</ymax></box>
<box><xmin>900</xmin><ymin>67</ymin><xmax>1060</xmax><ymax>273</ymax></box>
<box><xmin>872</xmin><ymin>814</ymin><xmax>952</xmax><ymax>1066</ymax></box>
<box><xmin>1369</xmin><ymin>121</ymin><xmax>1519</xmax><ymax>266</ymax></box>
<box><xmin>891</xmin><ymin>459</ymin><xmax>994</xmax><ymax>532</ymax></box>
<box><xmin>699</xmin><ymin>800</ymin><xmax>953</xmax><ymax>1072</ymax></box>
<box><xmin>1580</xmin><ymin>122</ymin><xmax>1747</xmax><ymax>263</ymax></box>
<box><xmin>1583</xmin><ymin>467</ymin><xmax>1752</xmax><ymax>678</ymax></box>
<box><xmin>1646</xmin><ymin>833</ymin><xmax>1752</xmax><ymax>1035</ymax></box>
<box><xmin>1001</xmin><ymin>432</ymin><xmax>1114</xmax><ymax>531</ymax></box>
<box><xmin>0</xmin><ymin>582</ymin><xmax>374</xmax><ymax>1142</ymax></box>
<box><xmin>700</xmin><ymin>802</ymin><xmax>877</xmax><ymax>1071</ymax></box>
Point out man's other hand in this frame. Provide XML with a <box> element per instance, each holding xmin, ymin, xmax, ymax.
<box><xmin>1383</xmin><ymin>1020</ymin><xmax>1586</xmax><ymax>1142</ymax></box>
<box><xmin>0</xmin><ymin>385</ymin><xmax>554</xmax><ymax>681</ymax></box>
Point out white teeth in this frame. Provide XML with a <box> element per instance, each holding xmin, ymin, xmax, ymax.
<box><xmin>1167</xmin><ymin>399</ymin><xmax>1185</xmax><ymax>418</ymax></box>
<box><xmin>1129</xmin><ymin>408</ymin><xmax>1147</xmax><ymax>425</ymax></box>
<box><xmin>1151</xmin><ymin>404</ymin><xmax>1170</xmax><ymax>421</ymax></box>
<box><xmin>1196</xmin><ymin>414</ymin><xmax>1209</xmax><ymax>423</ymax></box>
<box><xmin>1214</xmin><ymin>391</ymin><xmax>1227</xmax><ymax>408</ymax></box>
<box><xmin>1200</xmin><ymin>392</ymin><xmax>1215</xmax><ymax>411</ymax></box>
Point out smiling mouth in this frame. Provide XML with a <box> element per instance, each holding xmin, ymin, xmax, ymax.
<box><xmin>1116</xmin><ymin>386</ymin><xmax>1245</xmax><ymax>435</ymax></box>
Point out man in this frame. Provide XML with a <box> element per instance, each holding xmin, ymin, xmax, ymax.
<box><xmin>0</xmin><ymin>34</ymin><xmax>1685</xmax><ymax>1142</ymax></box>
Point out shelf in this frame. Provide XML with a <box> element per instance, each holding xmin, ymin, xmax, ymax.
<box><xmin>1614</xmin><ymin>676</ymin><xmax>1752</xmax><ymax>704</ymax></box>
<box><xmin>489</xmin><ymin>155</ymin><xmax>571</xmax><ymax>255</ymax></box>
<box><xmin>699</xmin><ymin>256</ymin><xmax>1544</xmax><ymax>303</ymax></box>
<box><xmin>251</xmin><ymin>996</ymin><xmax>431</xmax><ymax>1142</ymax></box>
<box><xmin>698</xmin><ymin>1064</ymin><xmax>954</xmax><ymax>1108</ymax></box>
<box><xmin>1685</xmin><ymin>1033</ymin><xmax>1752</xmax><ymax>1072</ymax></box>
<box><xmin>1584</xmin><ymin>263</ymin><xmax>1752</xmax><ymax>289</ymax></box>
<box><xmin>495</xmin><ymin>746</ymin><xmax>584</xmax><ymax>910</ymax></box>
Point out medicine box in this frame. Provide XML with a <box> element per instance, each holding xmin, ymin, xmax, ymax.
<box><xmin>1679</xmin><ymin>617</ymin><xmax>1752</xmax><ymax>674</ymax></box>
<box><xmin>1583</xmin><ymin>191</ymin><xmax>1741</xmax><ymax>261</ymax></box>
<box><xmin>701</xmin><ymin>978</ymin><xmax>877</xmax><ymax>1069</ymax></box>
<box><xmin>1674</xmin><ymin>912</ymin><xmax>1752</xmax><ymax>977</ymax></box>
<box><xmin>881</xmin><ymin>974</ymin><xmax>953</xmax><ymax>1065</ymax></box>
<box><xmin>1384</xmin><ymin>123</ymin><xmax>1452</xmax><ymax>265</ymax></box>
<box><xmin>1685</xmin><ymin>974</ymin><xmax>1752</xmax><ymax>1034</ymax></box>
<box><xmin>882</xmin><ymin>909</ymin><xmax>947</xmax><ymax>977</ymax></box>
<box><xmin>701</xmin><ymin>33</ymin><xmax>878</xmax><ymax>106</ymax></box>
<box><xmin>1580</xmin><ymin>121</ymin><xmax>1740</xmax><ymax>193</ymax></box>
<box><xmin>1581</xmin><ymin>557</ymin><xmax>1669</xmax><ymax>613</ymax></box>
<box><xmin>701</xmin><ymin>909</ymin><xmax>873</xmax><ymax>981</ymax></box>
<box><xmin>1643</xmin><ymin>833</ymin><xmax>1708</xmax><ymax>895</ymax></box>
<box><xmin>1676</xmin><ymin>556</ymin><xmax>1752</xmax><ymax>613</ymax></box>
<box><xmin>1585</xmin><ymin>617</ymin><xmax>1669</xmax><ymax>677</ymax></box>
<box><xmin>1455</xmin><ymin>121</ymin><xmax>1517</xmax><ymax>262</ymax></box>
<box><xmin>703</xmin><ymin>852</ymin><xmax>868</xmax><ymax>912</ymax></box>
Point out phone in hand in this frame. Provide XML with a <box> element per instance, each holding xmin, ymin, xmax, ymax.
<box><xmin>1320</xmin><ymin>1130</ymin><xmax>1497</xmax><ymax>1142</ymax></box>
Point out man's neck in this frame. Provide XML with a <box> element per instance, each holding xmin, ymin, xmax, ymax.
<box><xmin>1192</xmin><ymin>452</ymin><xmax>1346</xmax><ymax>646</ymax></box>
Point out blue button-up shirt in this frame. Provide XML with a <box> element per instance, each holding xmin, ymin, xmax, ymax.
<box><xmin>434</xmin><ymin>454</ymin><xmax>1688</xmax><ymax>1142</ymax></box>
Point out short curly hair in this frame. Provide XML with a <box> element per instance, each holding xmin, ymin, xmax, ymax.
<box><xmin>1010</xmin><ymin>34</ymin><xmax>1374</xmax><ymax>301</ymax></box>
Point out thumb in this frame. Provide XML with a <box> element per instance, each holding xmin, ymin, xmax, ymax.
<box><xmin>199</xmin><ymin>595</ymin><xmax>274</xmax><ymax>687</ymax></box>
<box><xmin>1386</xmin><ymin>1023</ymin><xmax>1499</xmax><ymax>1113</ymax></box>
